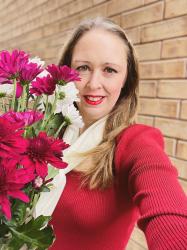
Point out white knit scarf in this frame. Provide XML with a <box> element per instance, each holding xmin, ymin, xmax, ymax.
<box><xmin>34</xmin><ymin>115</ymin><xmax>107</xmax><ymax>217</ymax></box>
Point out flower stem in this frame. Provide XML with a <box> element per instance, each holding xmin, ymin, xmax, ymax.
<box><xmin>41</xmin><ymin>95</ymin><xmax>49</xmax><ymax>130</ymax></box>
<box><xmin>42</xmin><ymin>92</ymin><xmax>58</xmax><ymax>130</ymax></box>
<box><xmin>33</xmin><ymin>96</ymin><xmax>41</xmax><ymax>110</ymax></box>
<box><xmin>20</xmin><ymin>85</ymin><xmax>27</xmax><ymax>111</ymax></box>
<box><xmin>54</xmin><ymin>121</ymin><xmax>66</xmax><ymax>138</ymax></box>
<box><xmin>11</xmin><ymin>78</ymin><xmax>17</xmax><ymax>110</ymax></box>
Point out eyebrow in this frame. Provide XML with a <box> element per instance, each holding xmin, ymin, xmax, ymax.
<box><xmin>72</xmin><ymin>60</ymin><xmax>121</xmax><ymax>68</ymax></box>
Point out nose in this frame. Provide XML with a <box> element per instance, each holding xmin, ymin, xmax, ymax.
<box><xmin>86</xmin><ymin>70</ymin><xmax>102</xmax><ymax>90</ymax></box>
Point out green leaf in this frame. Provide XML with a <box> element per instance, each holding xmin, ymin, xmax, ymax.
<box><xmin>0</xmin><ymin>223</ymin><xmax>9</xmax><ymax>237</ymax></box>
<box><xmin>46</xmin><ymin>165</ymin><xmax>59</xmax><ymax>180</ymax></box>
<box><xmin>46</xmin><ymin>113</ymin><xmax>65</xmax><ymax>136</ymax></box>
<box><xmin>8</xmin><ymin>215</ymin><xmax>55</xmax><ymax>250</ymax></box>
<box><xmin>40</xmin><ymin>186</ymin><xmax>50</xmax><ymax>192</ymax></box>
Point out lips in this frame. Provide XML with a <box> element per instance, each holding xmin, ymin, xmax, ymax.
<box><xmin>83</xmin><ymin>95</ymin><xmax>105</xmax><ymax>105</ymax></box>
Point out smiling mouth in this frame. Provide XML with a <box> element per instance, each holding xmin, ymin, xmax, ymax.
<box><xmin>83</xmin><ymin>95</ymin><xmax>105</xmax><ymax>105</ymax></box>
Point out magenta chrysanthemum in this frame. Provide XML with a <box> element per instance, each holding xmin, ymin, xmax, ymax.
<box><xmin>16</xmin><ymin>62</ymin><xmax>43</xmax><ymax>98</ymax></box>
<box><xmin>0</xmin><ymin>50</ymin><xmax>29</xmax><ymax>82</ymax></box>
<box><xmin>21</xmin><ymin>132</ymin><xmax>69</xmax><ymax>178</ymax></box>
<box><xmin>46</xmin><ymin>64</ymin><xmax>81</xmax><ymax>85</ymax></box>
<box><xmin>0</xmin><ymin>159</ymin><xmax>35</xmax><ymax>220</ymax></box>
<box><xmin>30</xmin><ymin>75</ymin><xmax>56</xmax><ymax>96</ymax></box>
<box><xmin>2</xmin><ymin>110</ymin><xmax>44</xmax><ymax>127</ymax></box>
<box><xmin>0</xmin><ymin>117</ymin><xmax>28</xmax><ymax>159</ymax></box>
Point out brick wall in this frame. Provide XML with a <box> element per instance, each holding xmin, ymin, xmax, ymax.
<box><xmin>0</xmin><ymin>0</ymin><xmax>186</xmax><ymax>249</ymax></box>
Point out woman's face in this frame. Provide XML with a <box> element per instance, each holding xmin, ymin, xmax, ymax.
<box><xmin>71</xmin><ymin>28</ymin><xmax>128</xmax><ymax>126</ymax></box>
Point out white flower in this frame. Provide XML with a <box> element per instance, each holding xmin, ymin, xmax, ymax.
<box><xmin>61</xmin><ymin>104</ymin><xmax>84</xmax><ymax>128</ymax></box>
<box><xmin>29</xmin><ymin>56</ymin><xmax>45</xmax><ymax>67</ymax></box>
<box><xmin>37</xmin><ymin>69</ymin><xmax>49</xmax><ymax>78</ymax></box>
<box><xmin>57</xmin><ymin>82</ymin><xmax>80</xmax><ymax>105</ymax></box>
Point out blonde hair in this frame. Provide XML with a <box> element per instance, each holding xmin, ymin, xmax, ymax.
<box><xmin>59</xmin><ymin>17</ymin><xmax>139</xmax><ymax>189</ymax></box>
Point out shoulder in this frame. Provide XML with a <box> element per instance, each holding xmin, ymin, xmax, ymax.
<box><xmin>114</xmin><ymin>124</ymin><xmax>170</xmax><ymax>172</ymax></box>
<box><xmin>116</xmin><ymin>123</ymin><xmax>164</xmax><ymax>149</ymax></box>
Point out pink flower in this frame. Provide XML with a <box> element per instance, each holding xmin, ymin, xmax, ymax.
<box><xmin>16</xmin><ymin>62</ymin><xmax>43</xmax><ymax>98</ymax></box>
<box><xmin>0</xmin><ymin>159</ymin><xmax>35</xmax><ymax>220</ymax></box>
<box><xmin>0</xmin><ymin>50</ymin><xmax>29</xmax><ymax>82</ymax></box>
<box><xmin>0</xmin><ymin>117</ymin><xmax>28</xmax><ymax>159</ymax></box>
<box><xmin>30</xmin><ymin>75</ymin><xmax>56</xmax><ymax>96</ymax></box>
<box><xmin>46</xmin><ymin>64</ymin><xmax>80</xmax><ymax>85</ymax></box>
<box><xmin>2</xmin><ymin>110</ymin><xmax>44</xmax><ymax>127</ymax></box>
<box><xmin>21</xmin><ymin>132</ymin><xmax>69</xmax><ymax>178</ymax></box>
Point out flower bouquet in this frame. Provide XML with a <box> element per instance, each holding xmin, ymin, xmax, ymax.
<box><xmin>0</xmin><ymin>50</ymin><xmax>83</xmax><ymax>249</ymax></box>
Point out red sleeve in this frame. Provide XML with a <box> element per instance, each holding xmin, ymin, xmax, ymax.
<box><xmin>116</xmin><ymin>124</ymin><xmax>187</xmax><ymax>249</ymax></box>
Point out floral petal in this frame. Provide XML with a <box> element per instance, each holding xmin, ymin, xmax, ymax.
<box><xmin>7</xmin><ymin>190</ymin><xmax>30</xmax><ymax>203</ymax></box>
<box><xmin>0</xmin><ymin>194</ymin><xmax>11</xmax><ymax>220</ymax></box>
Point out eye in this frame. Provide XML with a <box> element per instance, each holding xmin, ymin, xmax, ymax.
<box><xmin>76</xmin><ymin>65</ymin><xmax>89</xmax><ymax>71</ymax></box>
<box><xmin>104</xmin><ymin>67</ymin><xmax>118</xmax><ymax>74</ymax></box>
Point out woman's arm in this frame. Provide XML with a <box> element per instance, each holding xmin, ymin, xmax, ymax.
<box><xmin>116</xmin><ymin>125</ymin><xmax>187</xmax><ymax>249</ymax></box>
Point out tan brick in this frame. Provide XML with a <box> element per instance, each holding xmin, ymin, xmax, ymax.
<box><xmin>139</xmin><ymin>98</ymin><xmax>179</xmax><ymax>118</ymax></box>
<box><xmin>43</xmin><ymin>0</ymin><xmax>72</xmax><ymax>13</ymax></box>
<box><xmin>158</xmin><ymin>80</ymin><xmax>187</xmax><ymax>99</ymax></box>
<box><xmin>0</xmin><ymin>0</ymin><xmax>47</xmax><ymax>33</ymax></box>
<box><xmin>165</xmin><ymin>0</ymin><xmax>187</xmax><ymax>18</ymax></box>
<box><xmin>162</xmin><ymin>37</ymin><xmax>187</xmax><ymax>59</ymax></box>
<box><xmin>137</xmin><ymin>115</ymin><xmax>154</xmax><ymax>126</ymax></box>
<box><xmin>181</xmin><ymin>101</ymin><xmax>187</xmax><ymax>120</ymax></box>
<box><xmin>93</xmin><ymin>0</ymin><xmax>107</xmax><ymax>4</ymax></box>
<box><xmin>47</xmin><ymin>0</ymin><xmax>93</xmax><ymax>25</ymax></box>
<box><xmin>121</xmin><ymin>2</ymin><xmax>164</xmax><ymax>29</ymax></box>
<box><xmin>155</xmin><ymin>118</ymin><xmax>187</xmax><ymax>140</ymax></box>
<box><xmin>164</xmin><ymin>137</ymin><xmax>176</xmax><ymax>156</ymax></box>
<box><xmin>139</xmin><ymin>60</ymin><xmax>187</xmax><ymax>79</ymax></box>
<box><xmin>43</xmin><ymin>22</ymin><xmax>61</xmax><ymax>37</ymax></box>
<box><xmin>7</xmin><ymin>28</ymin><xmax>43</xmax><ymax>47</ymax></box>
<box><xmin>141</xmin><ymin>15</ymin><xmax>187</xmax><ymax>42</ymax></box>
<box><xmin>135</xmin><ymin>42</ymin><xmax>161</xmax><ymax>61</ymax></box>
<box><xmin>125</xmin><ymin>27</ymin><xmax>141</xmax><ymax>44</ymax></box>
<box><xmin>179</xmin><ymin>179</ymin><xmax>187</xmax><ymax>194</ymax></box>
<box><xmin>43</xmin><ymin>46</ymin><xmax>62</xmax><ymax>60</ymax></box>
<box><xmin>144</xmin><ymin>0</ymin><xmax>159</xmax><ymax>4</ymax></box>
<box><xmin>170</xmin><ymin>157</ymin><xmax>187</xmax><ymax>180</ymax></box>
<box><xmin>139</xmin><ymin>80</ymin><xmax>157</xmax><ymax>97</ymax></box>
<box><xmin>110</xmin><ymin>15</ymin><xmax>121</xmax><ymax>25</ymax></box>
<box><xmin>78</xmin><ymin>2</ymin><xmax>108</xmax><ymax>19</ymax></box>
<box><xmin>176</xmin><ymin>140</ymin><xmax>187</xmax><ymax>160</ymax></box>
<box><xmin>107</xmin><ymin>0</ymin><xmax>144</xmax><ymax>16</ymax></box>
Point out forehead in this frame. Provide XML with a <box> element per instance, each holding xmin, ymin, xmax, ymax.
<box><xmin>72</xmin><ymin>28</ymin><xmax>128</xmax><ymax>63</ymax></box>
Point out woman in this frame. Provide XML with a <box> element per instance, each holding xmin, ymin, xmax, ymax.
<box><xmin>50</xmin><ymin>17</ymin><xmax>187</xmax><ymax>250</ymax></box>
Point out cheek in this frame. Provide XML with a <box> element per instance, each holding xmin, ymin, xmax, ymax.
<box><xmin>75</xmin><ymin>78</ymin><xmax>88</xmax><ymax>92</ymax></box>
<box><xmin>107</xmin><ymin>80</ymin><xmax>124</xmax><ymax>96</ymax></box>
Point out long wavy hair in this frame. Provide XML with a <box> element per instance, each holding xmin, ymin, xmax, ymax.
<box><xmin>58</xmin><ymin>17</ymin><xmax>139</xmax><ymax>189</ymax></box>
